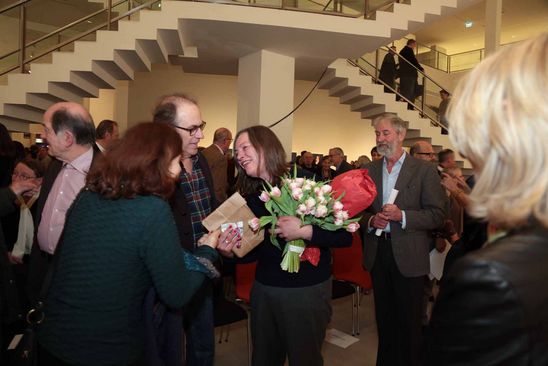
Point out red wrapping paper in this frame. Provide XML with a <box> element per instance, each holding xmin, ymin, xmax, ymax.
<box><xmin>331</xmin><ymin>169</ymin><xmax>377</xmax><ymax>218</ymax></box>
<box><xmin>300</xmin><ymin>246</ymin><xmax>320</xmax><ymax>266</ymax></box>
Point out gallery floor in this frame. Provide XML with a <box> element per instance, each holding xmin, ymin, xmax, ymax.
<box><xmin>214</xmin><ymin>292</ymin><xmax>380</xmax><ymax>366</ymax></box>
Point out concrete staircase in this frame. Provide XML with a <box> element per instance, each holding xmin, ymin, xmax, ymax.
<box><xmin>319</xmin><ymin>58</ymin><xmax>472</xmax><ymax>171</ymax></box>
<box><xmin>0</xmin><ymin>0</ymin><xmax>477</xmax><ymax>133</ymax></box>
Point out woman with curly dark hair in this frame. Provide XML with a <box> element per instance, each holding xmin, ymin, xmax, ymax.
<box><xmin>37</xmin><ymin>122</ymin><xmax>220</xmax><ymax>366</ymax></box>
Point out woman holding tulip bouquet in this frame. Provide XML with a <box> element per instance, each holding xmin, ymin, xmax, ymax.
<box><xmin>217</xmin><ymin>125</ymin><xmax>352</xmax><ymax>366</ymax></box>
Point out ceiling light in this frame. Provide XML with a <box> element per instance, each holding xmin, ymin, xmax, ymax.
<box><xmin>87</xmin><ymin>20</ymin><xmax>92</xmax><ymax>24</ymax></box>
<box><xmin>464</xmin><ymin>20</ymin><xmax>473</xmax><ymax>28</ymax></box>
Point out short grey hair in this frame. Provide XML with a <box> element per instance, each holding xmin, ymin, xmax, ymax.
<box><xmin>372</xmin><ymin>113</ymin><xmax>408</xmax><ymax>135</ymax></box>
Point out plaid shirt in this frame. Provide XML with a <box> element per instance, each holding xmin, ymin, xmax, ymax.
<box><xmin>179</xmin><ymin>155</ymin><xmax>213</xmax><ymax>249</ymax></box>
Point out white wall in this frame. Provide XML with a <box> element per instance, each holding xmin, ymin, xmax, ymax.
<box><xmin>89</xmin><ymin>63</ymin><xmax>377</xmax><ymax>161</ymax></box>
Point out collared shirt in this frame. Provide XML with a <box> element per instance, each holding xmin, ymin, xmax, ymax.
<box><xmin>382</xmin><ymin>152</ymin><xmax>407</xmax><ymax>232</ymax></box>
<box><xmin>37</xmin><ymin>148</ymin><xmax>93</xmax><ymax>254</ymax></box>
<box><xmin>213</xmin><ymin>143</ymin><xmax>224</xmax><ymax>155</ymax></box>
<box><xmin>179</xmin><ymin>155</ymin><xmax>212</xmax><ymax>249</ymax></box>
<box><xmin>96</xmin><ymin>142</ymin><xmax>106</xmax><ymax>153</ymax></box>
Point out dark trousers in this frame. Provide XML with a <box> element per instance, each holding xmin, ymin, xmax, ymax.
<box><xmin>183</xmin><ymin>283</ymin><xmax>214</xmax><ymax>366</ymax></box>
<box><xmin>250</xmin><ymin>279</ymin><xmax>332</xmax><ymax>366</ymax></box>
<box><xmin>26</xmin><ymin>244</ymin><xmax>53</xmax><ymax>306</ymax></box>
<box><xmin>371</xmin><ymin>237</ymin><xmax>424</xmax><ymax>366</ymax></box>
<box><xmin>399</xmin><ymin>76</ymin><xmax>417</xmax><ymax>109</ymax></box>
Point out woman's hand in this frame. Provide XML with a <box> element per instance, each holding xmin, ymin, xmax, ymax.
<box><xmin>216</xmin><ymin>225</ymin><xmax>242</xmax><ymax>258</ymax></box>
<box><xmin>272</xmin><ymin>216</ymin><xmax>313</xmax><ymax>241</ymax></box>
<box><xmin>197</xmin><ymin>229</ymin><xmax>221</xmax><ymax>249</ymax></box>
<box><xmin>10</xmin><ymin>179</ymin><xmax>40</xmax><ymax>196</ymax></box>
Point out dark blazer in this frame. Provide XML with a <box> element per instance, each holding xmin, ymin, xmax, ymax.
<box><xmin>427</xmin><ymin>223</ymin><xmax>548</xmax><ymax>366</ymax></box>
<box><xmin>333</xmin><ymin>160</ymin><xmax>353</xmax><ymax>177</ymax></box>
<box><xmin>361</xmin><ymin>155</ymin><xmax>446</xmax><ymax>277</ymax></box>
<box><xmin>398</xmin><ymin>46</ymin><xmax>424</xmax><ymax>78</ymax></box>
<box><xmin>170</xmin><ymin>153</ymin><xmax>218</xmax><ymax>252</ymax></box>
<box><xmin>201</xmin><ymin>144</ymin><xmax>228</xmax><ymax>203</ymax></box>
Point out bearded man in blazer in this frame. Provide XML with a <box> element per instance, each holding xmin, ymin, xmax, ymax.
<box><xmin>361</xmin><ymin>113</ymin><xmax>446</xmax><ymax>366</ymax></box>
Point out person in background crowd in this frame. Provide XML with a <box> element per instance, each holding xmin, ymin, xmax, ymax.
<box><xmin>0</xmin><ymin>177</ymin><xmax>41</xmax><ymax>363</ymax></box>
<box><xmin>437</xmin><ymin>148</ymin><xmax>456</xmax><ymax>172</ymax></box>
<box><xmin>36</xmin><ymin>122</ymin><xmax>221</xmax><ymax>366</ymax></box>
<box><xmin>398</xmin><ymin>39</ymin><xmax>424</xmax><ymax>110</ymax></box>
<box><xmin>27</xmin><ymin>102</ymin><xmax>99</xmax><ymax>306</ymax></box>
<box><xmin>0</xmin><ymin>123</ymin><xmax>16</xmax><ymax>187</ymax></box>
<box><xmin>301</xmin><ymin>151</ymin><xmax>317</xmax><ymax>174</ymax></box>
<box><xmin>379</xmin><ymin>45</ymin><xmax>398</xmax><ymax>93</ymax></box>
<box><xmin>95</xmin><ymin>119</ymin><xmax>120</xmax><ymax>153</ymax></box>
<box><xmin>318</xmin><ymin>155</ymin><xmax>335</xmax><ymax>181</ymax></box>
<box><xmin>427</xmin><ymin>33</ymin><xmax>548</xmax><ymax>365</ymax></box>
<box><xmin>12</xmin><ymin>141</ymin><xmax>25</xmax><ymax>162</ymax></box>
<box><xmin>36</xmin><ymin>146</ymin><xmax>52</xmax><ymax>172</ymax></box>
<box><xmin>152</xmin><ymin>93</ymin><xmax>218</xmax><ymax>366</ymax></box>
<box><xmin>371</xmin><ymin>146</ymin><xmax>383</xmax><ymax>161</ymax></box>
<box><xmin>329</xmin><ymin>147</ymin><xmax>353</xmax><ymax>177</ymax></box>
<box><xmin>218</xmin><ymin>125</ymin><xmax>352</xmax><ymax>365</ymax></box>
<box><xmin>438</xmin><ymin>89</ymin><xmax>451</xmax><ymax>130</ymax></box>
<box><xmin>355</xmin><ymin>155</ymin><xmax>372</xmax><ymax>168</ymax></box>
<box><xmin>361</xmin><ymin>113</ymin><xmax>445</xmax><ymax>366</ymax></box>
<box><xmin>409</xmin><ymin>141</ymin><xmax>436</xmax><ymax>163</ymax></box>
<box><xmin>202</xmin><ymin>127</ymin><xmax>233</xmax><ymax>203</ymax></box>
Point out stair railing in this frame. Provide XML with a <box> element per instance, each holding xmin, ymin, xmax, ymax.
<box><xmin>0</xmin><ymin>0</ymin><xmax>161</xmax><ymax>77</ymax></box>
<box><xmin>1</xmin><ymin>0</ymin><xmax>403</xmax><ymax>78</ymax></box>
<box><xmin>348</xmin><ymin>57</ymin><xmax>448</xmax><ymax>134</ymax></box>
<box><xmin>373</xmin><ymin>46</ymin><xmax>450</xmax><ymax>129</ymax></box>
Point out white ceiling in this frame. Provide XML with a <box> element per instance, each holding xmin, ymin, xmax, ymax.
<box><xmin>414</xmin><ymin>0</ymin><xmax>548</xmax><ymax>54</ymax></box>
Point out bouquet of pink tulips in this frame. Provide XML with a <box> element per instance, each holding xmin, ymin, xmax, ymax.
<box><xmin>248</xmin><ymin>169</ymin><xmax>361</xmax><ymax>273</ymax></box>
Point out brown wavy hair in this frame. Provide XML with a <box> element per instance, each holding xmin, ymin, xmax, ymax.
<box><xmin>86</xmin><ymin>122</ymin><xmax>182</xmax><ymax>200</ymax></box>
<box><xmin>235</xmin><ymin>125</ymin><xmax>287</xmax><ymax>195</ymax></box>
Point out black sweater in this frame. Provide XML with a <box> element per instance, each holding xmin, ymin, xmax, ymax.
<box><xmin>244</xmin><ymin>192</ymin><xmax>352</xmax><ymax>288</ymax></box>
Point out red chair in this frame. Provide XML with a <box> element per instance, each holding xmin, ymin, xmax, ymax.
<box><xmin>235</xmin><ymin>262</ymin><xmax>257</xmax><ymax>304</ymax></box>
<box><xmin>332</xmin><ymin>233</ymin><xmax>373</xmax><ymax>335</ymax></box>
<box><xmin>230</xmin><ymin>262</ymin><xmax>257</xmax><ymax>366</ymax></box>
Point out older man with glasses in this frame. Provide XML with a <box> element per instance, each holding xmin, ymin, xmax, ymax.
<box><xmin>153</xmin><ymin>93</ymin><xmax>218</xmax><ymax>366</ymax></box>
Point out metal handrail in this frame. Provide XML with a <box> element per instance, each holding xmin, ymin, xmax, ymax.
<box><xmin>349</xmin><ymin>57</ymin><xmax>448</xmax><ymax>133</ymax></box>
<box><xmin>0</xmin><ymin>0</ymin><xmax>30</xmax><ymax>15</ymax></box>
<box><xmin>0</xmin><ymin>0</ymin><xmax>159</xmax><ymax>76</ymax></box>
<box><xmin>380</xmin><ymin>46</ymin><xmax>448</xmax><ymax>93</ymax></box>
<box><xmin>0</xmin><ymin>0</ymin><xmax>124</xmax><ymax>61</ymax></box>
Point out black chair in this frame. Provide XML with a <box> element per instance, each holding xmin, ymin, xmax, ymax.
<box><xmin>213</xmin><ymin>281</ymin><xmax>251</xmax><ymax>365</ymax></box>
<box><xmin>332</xmin><ymin>279</ymin><xmax>358</xmax><ymax>335</ymax></box>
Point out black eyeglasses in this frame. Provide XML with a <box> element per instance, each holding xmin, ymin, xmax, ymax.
<box><xmin>172</xmin><ymin>121</ymin><xmax>206</xmax><ymax>136</ymax></box>
<box><xmin>416</xmin><ymin>152</ymin><xmax>435</xmax><ymax>157</ymax></box>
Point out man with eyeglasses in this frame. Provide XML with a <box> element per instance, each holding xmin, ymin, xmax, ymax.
<box><xmin>153</xmin><ymin>93</ymin><xmax>218</xmax><ymax>366</ymax></box>
<box><xmin>202</xmin><ymin>128</ymin><xmax>233</xmax><ymax>203</ymax></box>
<box><xmin>410</xmin><ymin>141</ymin><xmax>436</xmax><ymax>163</ymax></box>
<box><xmin>328</xmin><ymin>147</ymin><xmax>353</xmax><ymax>177</ymax></box>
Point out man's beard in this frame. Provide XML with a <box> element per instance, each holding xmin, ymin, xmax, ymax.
<box><xmin>377</xmin><ymin>142</ymin><xmax>396</xmax><ymax>158</ymax></box>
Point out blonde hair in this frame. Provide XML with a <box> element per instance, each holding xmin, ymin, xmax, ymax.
<box><xmin>447</xmin><ymin>33</ymin><xmax>548</xmax><ymax>228</ymax></box>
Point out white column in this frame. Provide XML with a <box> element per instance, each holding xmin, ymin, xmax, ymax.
<box><xmin>237</xmin><ymin>50</ymin><xmax>295</xmax><ymax>160</ymax></box>
<box><xmin>485</xmin><ymin>0</ymin><xmax>502</xmax><ymax>57</ymax></box>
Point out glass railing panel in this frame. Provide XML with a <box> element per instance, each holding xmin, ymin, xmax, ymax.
<box><xmin>0</xmin><ymin>6</ymin><xmax>22</xmax><ymax>74</ymax></box>
<box><xmin>450</xmin><ymin>49</ymin><xmax>481</xmax><ymax>72</ymax></box>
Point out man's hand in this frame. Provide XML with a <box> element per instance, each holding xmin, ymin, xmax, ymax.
<box><xmin>371</xmin><ymin>213</ymin><xmax>389</xmax><ymax>230</ymax></box>
<box><xmin>382</xmin><ymin>204</ymin><xmax>403</xmax><ymax>222</ymax></box>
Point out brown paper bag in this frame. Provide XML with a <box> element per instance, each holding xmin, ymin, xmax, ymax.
<box><xmin>202</xmin><ymin>192</ymin><xmax>264</xmax><ymax>258</ymax></box>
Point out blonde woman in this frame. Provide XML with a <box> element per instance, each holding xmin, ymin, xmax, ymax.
<box><xmin>427</xmin><ymin>34</ymin><xmax>548</xmax><ymax>365</ymax></box>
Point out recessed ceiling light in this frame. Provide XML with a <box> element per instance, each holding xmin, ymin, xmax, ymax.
<box><xmin>464</xmin><ymin>20</ymin><xmax>473</xmax><ymax>28</ymax></box>
<box><xmin>511</xmin><ymin>35</ymin><xmax>516</xmax><ymax>38</ymax></box>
